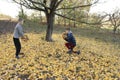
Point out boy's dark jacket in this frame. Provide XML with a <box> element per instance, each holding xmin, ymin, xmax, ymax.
<box><xmin>65</xmin><ymin>32</ymin><xmax>76</xmax><ymax>46</ymax></box>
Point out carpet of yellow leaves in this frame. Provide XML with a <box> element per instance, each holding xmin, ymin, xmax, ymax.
<box><xmin>0</xmin><ymin>26</ymin><xmax>120</xmax><ymax>80</ymax></box>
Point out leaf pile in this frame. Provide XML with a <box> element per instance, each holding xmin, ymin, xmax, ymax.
<box><xmin>0</xmin><ymin>32</ymin><xmax>120</xmax><ymax>80</ymax></box>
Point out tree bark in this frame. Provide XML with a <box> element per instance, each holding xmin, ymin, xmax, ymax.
<box><xmin>45</xmin><ymin>13</ymin><xmax>55</xmax><ymax>41</ymax></box>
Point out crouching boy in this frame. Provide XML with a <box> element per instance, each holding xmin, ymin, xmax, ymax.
<box><xmin>62</xmin><ymin>28</ymin><xmax>80</xmax><ymax>54</ymax></box>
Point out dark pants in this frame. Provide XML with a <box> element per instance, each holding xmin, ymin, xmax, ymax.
<box><xmin>13</xmin><ymin>38</ymin><xmax>21</xmax><ymax>56</ymax></box>
<box><xmin>65</xmin><ymin>43</ymin><xmax>78</xmax><ymax>53</ymax></box>
<box><xmin>65</xmin><ymin>43</ymin><xmax>75</xmax><ymax>50</ymax></box>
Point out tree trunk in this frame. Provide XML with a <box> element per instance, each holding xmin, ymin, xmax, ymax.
<box><xmin>74</xmin><ymin>20</ymin><xmax>76</xmax><ymax>27</ymax></box>
<box><xmin>45</xmin><ymin>13</ymin><xmax>55</xmax><ymax>41</ymax></box>
<box><xmin>73</xmin><ymin>8</ymin><xmax>76</xmax><ymax>27</ymax></box>
<box><xmin>113</xmin><ymin>26</ymin><xmax>117</xmax><ymax>34</ymax></box>
<box><xmin>64</xmin><ymin>18</ymin><xmax>66</xmax><ymax>27</ymax></box>
<box><xmin>57</xmin><ymin>16</ymin><xmax>60</xmax><ymax>25</ymax></box>
<box><xmin>40</xmin><ymin>11</ymin><xmax>43</xmax><ymax>23</ymax></box>
<box><xmin>21</xmin><ymin>5</ymin><xmax>24</xmax><ymax>17</ymax></box>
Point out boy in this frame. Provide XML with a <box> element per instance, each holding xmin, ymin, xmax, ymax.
<box><xmin>13</xmin><ymin>18</ymin><xmax>28</xmax><ymax>59</ymax></box>
<box><xmin>62</xmin><ymin>28</ymin><xmax>80</xmax><ymax>54</ymax></box>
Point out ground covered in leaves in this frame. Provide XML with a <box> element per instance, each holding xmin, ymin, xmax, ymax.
<box><xmin>0</xmin><ymin>22</ymin><xmax>120</xmax><ymax>80</ymax></box>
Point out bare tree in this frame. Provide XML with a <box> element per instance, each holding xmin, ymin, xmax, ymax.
<box><xmin>90</xmin><ymin>13</ymin><xmax>108</xmax><ymax>26</ymax></box>
<box><xmin>108</xmin><ymin>10</ymin><xmax>120</xmax><ymax>34</ymax></box>
<box><xmin>13</xmin><ymin>0</ymin><xmax>99</xmax><ymax>41</ymax></box>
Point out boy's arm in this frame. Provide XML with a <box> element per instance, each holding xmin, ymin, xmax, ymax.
<box><xmin>17</xmin><ymin>26</ymin><xmax>28</xmax><ymax>40</ymax></box>
<box><xmin>21</xmin><ymin>35</ymin><xmax>29</xmax><ymax>40</ymax></box>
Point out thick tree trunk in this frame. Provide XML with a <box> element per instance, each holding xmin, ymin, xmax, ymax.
<box><xmin>45</xmin><ymin>13</ymin><xmax>55</xmax><ymax>41</ymax></box>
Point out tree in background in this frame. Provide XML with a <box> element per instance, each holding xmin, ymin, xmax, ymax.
<box><xmin>108</xmin><ymin>10</ymin><xmax>120</xmax><ymax>34</ymax></box>
<box><xmin>88</xmin><ymin>13</ymin><xmax>105</xmax><ymax>28</ymax></box>
<box><xmin>13</xmin><ymin>0</ymin><xmax>99</xmax><ymax>41</ymax></box>
<box><xmin>18</xmin><ymin>3</ymin><xmax>27</xmax><ymax>19</ymax></box>
<box><xmin>56</xmin><ymin>0</ymin><xmax>93</xmax><ymax>27</ymax></box>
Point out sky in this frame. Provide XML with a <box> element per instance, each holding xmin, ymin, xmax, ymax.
<box><xmin>0</xmin><ymin>0</ymin><xmax>19</xmax><ymax>18</ymax></box>
<box><xmin>0</xmin><ymin>0</ymin><xmax>120</xmax><ymax>18</ymax></box>
<box><xmin>0</xmin><ymin>0</ymin><xmax>33</xmax><ymax>18</ymax></box>
<box><xmin>89</xmin><ymin>0</ymin><xmax>120</xmax><ymax>14</ymax></box>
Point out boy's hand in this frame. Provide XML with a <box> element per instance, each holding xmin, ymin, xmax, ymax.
<box><xmin>21</xmin><ymin>35</ymin><xmax>29</xmax><ymax>42</ymax></box>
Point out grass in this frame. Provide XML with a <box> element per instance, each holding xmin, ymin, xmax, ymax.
<box><xmin>0</xmin><ymin>20</ymin><xmax>120</xmax><ymax>80</ymax></box>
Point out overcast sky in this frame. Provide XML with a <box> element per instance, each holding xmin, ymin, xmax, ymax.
<box><xmin>0</xmin><ymin>0</ymin><xmax>120</xmax><ymax>18</ymax></box>
<box><xmin>89</xmin><ymin>0</ymin><xmax>120</xmax><ymax>14</ymax></box>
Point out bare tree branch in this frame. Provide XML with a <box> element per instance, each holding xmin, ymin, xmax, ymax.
<box><xmin>55</xmin><ymin>12</ymin><xmax>101</xmax><ymax>25</ymax></box>
<box><xmin>54</xmin><ymin>0</ymin><xmax>64</xmax><ymax>9</ymax></box>
<box><xmin>13</xmin><ymin>0</ymin><xmax>46</xmax><ymax>11</ymax></box>
<box><xmin>56</xmin><ymin>0</ymin><xmax>99</xmax><ymax>11</ymax></box>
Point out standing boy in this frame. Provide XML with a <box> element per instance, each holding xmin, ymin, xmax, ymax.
<box><xmin>13</xmin><ymin>18</ymin><xmax>27</xmax><ymax>59</ymax></box>
<box><xmin>62</xmin><ymin>28</ymin><xmax>80</xmax><ymax>54</ymax></box>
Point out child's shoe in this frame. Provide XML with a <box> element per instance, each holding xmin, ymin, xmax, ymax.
<box><xmin>15</xmin><ymin>55</ymin><xmax>20</xmax><ymax>59</ymax></box>
<box><xmin>67</xmin><ymin>49</ymin><xmax>72</xmax><ymax>54</ymax></box>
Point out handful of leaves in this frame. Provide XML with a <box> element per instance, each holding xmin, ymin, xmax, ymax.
<box><xmin>21</xmin><ymin>35</ymin><xmax>29</xmax><ymax>42</ymax></box>
<box><xmin>62</xmin><ymin>32</ymin><xmax>67</xmax><ymax>40</ymax></box>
